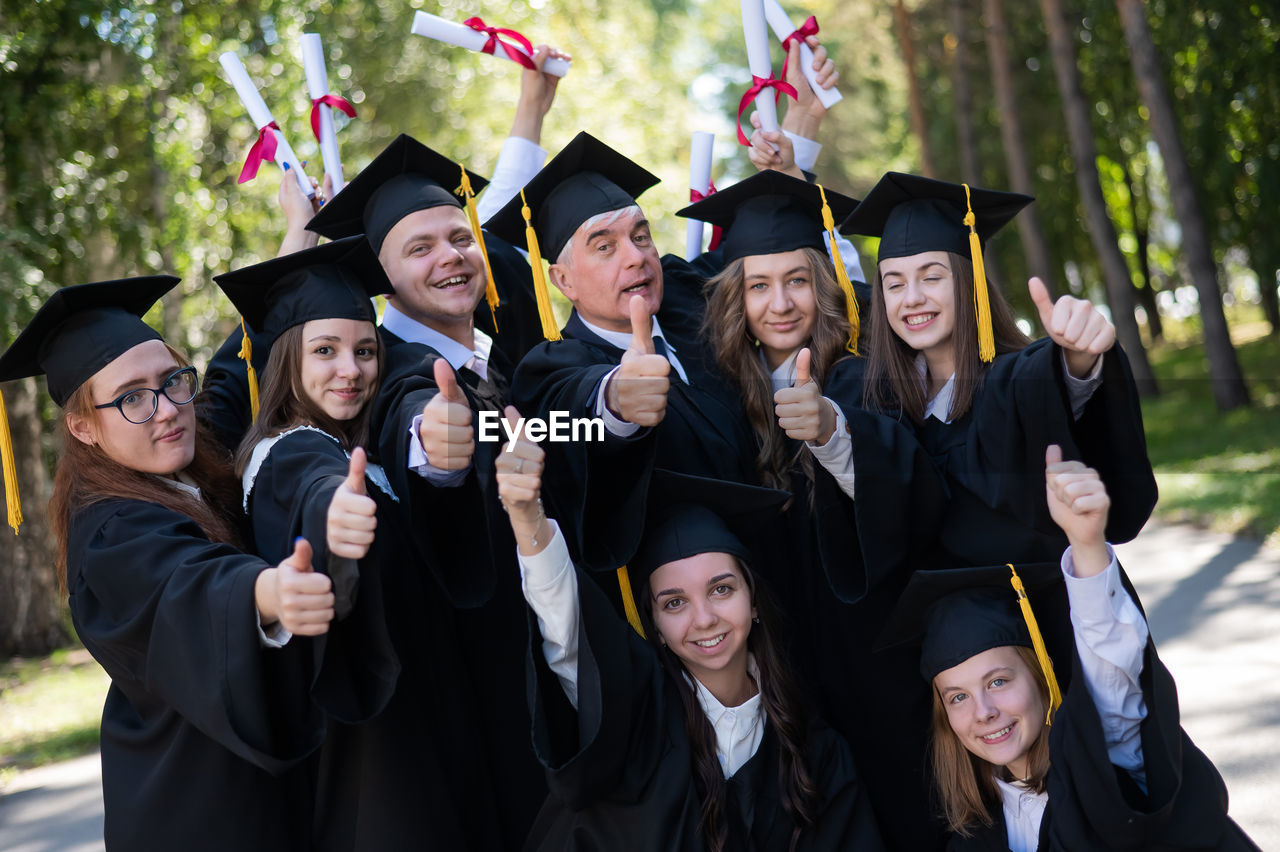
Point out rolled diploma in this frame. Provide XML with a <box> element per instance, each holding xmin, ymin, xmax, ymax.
<box><xmin>302</xmin><ymin>33</ymin><xmax>345</xmax><ymax>194</ymax></box>
<box><xmin>219</xmin><ymin>51</ymin><xmax>314</xmax><ymax>197</ymax></box>
<box><xmin>763</xmin><ymin>0</ymin><xmax>842</xmax><ymax>109</ymax></box>
<box><xmin>686</xmin><ymin>132</ymin><xmax>714</xmax><ymax>260</ymax></box>
<box><xmin>411</xmin><ymin>11</ymin><xmax>571</xmax><ymax>77</ymax></box>
<box><xmin>741</xmin><ymin>0</ymin><xmax>779</xmax><ymax>135</ymax></box>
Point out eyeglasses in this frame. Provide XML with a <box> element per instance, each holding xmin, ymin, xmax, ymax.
<box><xmin>93</xmin><ymin>366</ymin><xmax>199</xmax><ymax>424</ymax></box>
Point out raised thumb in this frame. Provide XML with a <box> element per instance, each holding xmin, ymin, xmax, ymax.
<box><xmin>286</xmin><ymin>536</ymin><xmax>315</xmax><ymax>574</ymax></box>
<box><xmin>434</xmin><ymin>357</ymin><xmax>463</xmax><ymax>402</ymax></box>
<box><xmin>502</xmin><ymin>404</ymin><xmax>522</xmax><ymax>438</ymax></box>
<box><xmin>345</xmin><ymin>446</ymin><xmax>367</xmax><ymax>494</ymax></box>
<box><xmin>628</xmin><ymin>295</ymin><xmax>655</xmax><ymax>355</ymax></box>
<box><xmin>1045</xmin><ymin>443</ymin><xmax>1063</xmax><ymax>469</ymax></box>
<box><xmin>1028</xmin><ymin>276</ymin><xmax>1055</xmax><ymax>325</ymax></box>
<box><xmin>794</xmin><ymin>347</ymin><xmax>812</xmax><ymax>388</ymax></box>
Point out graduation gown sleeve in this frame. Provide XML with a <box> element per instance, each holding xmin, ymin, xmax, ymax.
<box><xmin>197</xmin><ymin>322</ymin><xmax>272</xmax><ymax>454</ymax></box>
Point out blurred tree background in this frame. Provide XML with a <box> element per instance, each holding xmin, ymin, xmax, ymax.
<box><xmin>1</xmin><ymin>0</ymin><xmax>1277</xmax><ymax>654</ymax></box>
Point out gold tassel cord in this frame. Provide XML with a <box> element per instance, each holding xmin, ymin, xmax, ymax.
<box><xmin>456</xmin><ymin>167</ymin><xmax>501</xmax><ymax>331</ymax></box>
<box><xmin>0</xmin><ymin>389</ymin><xmax>23</xmax><ymax>533</ymax></box>
<box><xmin>1008</xmin><ymin>564</ymin><xmax>1062</xmax><ymax>724</ymax></box>
<box><xmin>238</xmin><ymin>317</ymin><xmax>260</xmax><ymax>420</ymax></box>
<box><xmin>521</xmin><ymin>189</ymin><xmax>562</xmax><ymax>342</ymax></box>
<box><xmin>818</xmin><ymin>184</ymin><xmax>860</xmax><ymax>355</ymax></box>
<box><xmin>963</xmin><ymin>184</ymin><xmax>996</xmax><ymax>363</ymax></box>
<box><xmin>616</xmin><ymin>565</ymin><xmax>646</xmax><ymax>638</ymax></box>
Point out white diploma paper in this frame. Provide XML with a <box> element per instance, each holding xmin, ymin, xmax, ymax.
<box><xmin>686</xmin><ymin>131</ymin><xmax>714</xmax><ymax>260</ymax></box>
<box><xmin>301</xmin><ymin>33</ymin><xmax>345</xmax><ymax>194</ymax></box>
<box><xmin>741</xmin><ymin>0</ymin><xmax>780</xmax><ymax>135</ymax></box>
<box><xmin>410</xmin><ymin>11</ymin><xmax>570</xmax><ymax>77</ymax></box>
<box><xmin>219</xmin><ymin>51</ymin><xmax>314</xmax><ymax>196</ymax></box>
<box><xmin>763</xmin><ymin>0</ymin><xmax>842</xmax><ymax>109</ymax></box>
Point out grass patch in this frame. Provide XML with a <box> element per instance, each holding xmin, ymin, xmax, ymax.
<box><xmin>1140</xmin><ymin>309</ymin><xmax>1280</xmax><ymax>546</ymax></box>
<box><xmin>0</xmin><ymin>646</ymin><xmax>107</xmax><ymax>777</ymax></box>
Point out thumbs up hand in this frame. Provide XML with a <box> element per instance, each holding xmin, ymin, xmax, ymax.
<box><xmin>327</xmin><ymin>446</ymin><xmax>378</xmax><ymax>560</ymax></box>
<box><xmin>254</xmin><ymin>537</ymin><xmax>336</xmax><ymax>636</ymax></box>
<box><xmin>495</xmin><ymin>405</ymin><xmax>546</xmax><ymax>524</ymax></box>
<box><xmin>774</xmin><ymin>348</ymin><xmax>837</xmax><ymax>444</ymax></box>
<box><xmin>605</xmin><ymin>295</ymin><xmax>671</xmax><ymax>427</ymax></box>
<box><xmin>1044</xmin><ymin>444</ymin><xmax>1111</xmax><ymax>578</ymax></box>
<box><xmin>1028</xmin><ymin>277</ymin><xmax>1115</xmax><ymax>378</ymax></box>
<box><xmin>419</xmin><ymin>357</ymin><xmax>475</xmax><ymax>471</ymax></box>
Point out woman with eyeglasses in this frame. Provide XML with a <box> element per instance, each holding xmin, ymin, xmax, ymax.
<box><xmin>0</xmin><ymin>277</ymin><xmax>346</xmax><ymax>851</ymax></box>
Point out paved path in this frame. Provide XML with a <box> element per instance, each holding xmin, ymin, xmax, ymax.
<box><xmin>1</xmin><ymin>521</ymin><xmax>1276</xmax><ymax>850</ymax></box>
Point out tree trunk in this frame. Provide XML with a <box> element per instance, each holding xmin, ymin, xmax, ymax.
<box><xmin>984</xmin><ymin>0</ymin><xmax>1061</xmax><ymax>295</ymax></box>
<box><xmin>948</xmin><ymin>0</ymin><xmax>981</xmax><ymax>184</ymax></box>
<box><xmin>1115</xmin><ymin>0</ymin><xmax>1248</xmax><ymax>409</ymax></box>
<box><xmin>1251</xmin><ymin>249</ymin><xmax>1280</xmax><ymax>336</ymax></box>
<box><xmin>1121</xmin><ymin>161</ymin><xmax>1163</xmax><ymax>341</ymax></box>
<box><xmin>1039</xmin><ymin>0</ymin><xmax>1158</xmax><ymax>395</ymax></box>
<box><xmin>0</xmin><ymin>377</ymin><xmax>66</xmax><ymax>657</ymax></box>
<box><xmin>894</xmin><ymin>0</ymin><xmax>936</xmax><ymax>178</ymax></box>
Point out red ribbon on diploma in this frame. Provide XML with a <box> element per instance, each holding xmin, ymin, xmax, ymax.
<box><xmin>310</xmin><ymin>94</ymin><xmax>358</xmax><ymax>142</ymax></box>
<box><xmin>736</xmin><ymin>75</ymin><xmax>799</xmax><ymax>146</ymax></box>
<box><xmin>463</xmin><ymin>17</ymin><xmax>536</xmax><ymax>70</ymax></box>
<box><xmin>689</xmin><ymin>182</ymin><xmax>724</xmax><ymax>250</ymax></box>
<box><xmin>779</xmin><ymin>16</ymin><xmax>820</xmax><ymax>85</ymax></box>
<box><xmin>238</xmin><ymin>121</ymin><xmax>280</xmax><ymax>184</ymax></box>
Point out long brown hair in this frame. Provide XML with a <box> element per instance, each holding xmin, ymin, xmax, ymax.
<box><xmin>928</xmin><ymin>644</ymin><xmax>1052</xmax><ymax>836</ymax></box>
<box><xmin>641</xmin><ymin>559</ymin><xmax>822</xmax><ymax>852</ymax></box>
<box><xmin>233</xmin><ymin>322</ymin><xmax>383</xmax><ymax>477</ymax></box>
<box><xmin>863</xmin><ymin>252</ymin><xmax>1030</xmax><ymax>423</ymax></box>
<box><xmin>702</xmin><ymin>247</ymin><xmax>851</xmax><ymax>492</ymax></box>
<box><xmin>49</xmin><ymin>344</ymin><xmax>243</xmax><ymax>592</ymax></box>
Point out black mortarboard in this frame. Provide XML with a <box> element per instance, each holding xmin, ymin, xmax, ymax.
<box><xmin>306</xmin><ymin>134</ymin><xmax>489</xmax><ymax>254</ymax></box>
<box><xmin>0</xmin><ymin>276</ymin><xmax>177</xmax><ymax>407</ymax></box>
<box><xmin>839</xmin><ymin>172</ymin><xmax>1032</xmax><ymax>260</ymax></box>
<box><xmin>0</xmin><ymin>275</ymin><xmax>178</xmax><ymax>531</ymax></box>
<box><xmin>213</xmin><ymin>236</ymin><xmax>393</xmax><ymax>343</ymax></box>
<box><xmin>877</xmin><ymin>562</ymin><xmax>1064</xmax><ymax>720</ymax></box>
<box><xmin>675</xmin><ymin>170</ymin><xmax>857</xmax><ymax>265</ymax></box>
<box><xmin>483</xmin><ymin>132</ymin><xmax>661</xmax><ymax>262</ymax></box>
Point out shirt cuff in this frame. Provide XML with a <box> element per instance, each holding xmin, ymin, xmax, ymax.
<box><xmin>784</xmin><ymin>130</ymin><xmax>822</xmax><ymax>173</ymax></box>
<box><xmin>595</xmin><ymin>367</ymin><xmax>642</xmax><ymax>438</ymax></box>
<box><xmin>257</xmin><ymin>617</ymin><xmax>292</xmax><ymax>649</ymax></box>
<box><xmin>807</xmin><ymin>400</ymin><xmax>856</xmax><ymax>496</ymax></box>
<box><xmin>1061</xmin><ymin>349</ymin><xmax>1104</xmax><ymax>420</ymax></box>
<box><xmin>1061</xmin><ymin>543</ymin><xmax>1147</xmax><ymax>636</ymax></box>
<box><xmin>407</xmin><ymin>414</ymin><xmax>472</xmax><ymax>485</ymax></box>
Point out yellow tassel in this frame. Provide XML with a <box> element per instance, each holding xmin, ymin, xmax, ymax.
<box><xmin>0</xmin><ymin>389</ymin><xmax>23</xmax><ymax>533</ymax></box>
<box><xmin>963</xmin><ymin>184</ymin><xmax>995</xmax><ymax>363</ymax></box>
<box><xmin>456</xmin><ymin>167</ymin><xmax>500</xmax><ymax>331</ymax></box>
<box><xmin>616</xmin><ymin>565</ymin><xmax>646</xmax><ymax>638</ymax></box>
<box><xmin>238</xmin><ymin>317</ymin><xmax>260</xmax><ymax>421</ymax></box>
<box><xmin>521</xmin><ymin>189</ymin><xmax>562</xmax><ymax>342</ymax></box>
<box><xmin>818</xmin><ymin>184</ymin><xmax>861</xmax><ymax>355</ymax></box>
<box><xmin>1008</xmin><ymin>564</ymin><xmax>1062</xmax><ymax>725</ymax></box>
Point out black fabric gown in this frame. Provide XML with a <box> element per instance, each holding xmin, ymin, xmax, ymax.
<box><xmin>366</xmin><ymin>329</ymin><xmax>549</xmax><ymax>848</ymax></box>
<box><xmin>946</xmin><ymin>573</ymin><xmax>1258</xmax><ymax>852</ymax></box>
<box><xmin>525</xmin><ymin>562</ymin><xmax>887</xmax><ymax>851</ymax></box>
<box><xmin>511</xmin><ymin>253</ymin><xmax>756</xmax><ymax>575</ymax></box>
<box><xmin>198</xmin><ymin>321</ymin><xmax>272</xmax><ymax>454</ymax></box>
<box><xmin>66</xmin><ymin>498</ymin><xmax>331</xmax><ymax>852</ymax></box>
<box><xmin>473</xmin><ymin>228</ymin><xmax>545</xmax><ymax>368</ymax></box>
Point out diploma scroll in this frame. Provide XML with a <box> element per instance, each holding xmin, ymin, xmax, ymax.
<box><xmin>740</xmin><ymin>0</ymin><xmax>779</xmax><ymax>136</ymax></box>
<box><xmin>301</xmin><ymin>33</ymin><xmax>347</xmax><ymax>194</ymax></box>
<box><xmin>686</xmin><ymin>132</ymin><xmax>714</xmax><ymax>260</ymax></box>
<box><xmin>219</xmin><ymin>51</ymin><xmax>314</xmax><ymax>197</ymax></box>
<box><xmin>410</xmin><ymin>11</ymin><xmax>571</xmax><ymax>77</ymax></box>
<box><xmin>763</xmin><ymin>0</ymin><xmax>842</xmax><ymax>109</ymax></box>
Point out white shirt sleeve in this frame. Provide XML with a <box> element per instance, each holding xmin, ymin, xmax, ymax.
<box><xmin>594</xmin><ymin>367</ymin><xmax>642</xmax><ymax>438</ymax></box>
<box><xmin>1061</xmin><ymin>543</ymin><xmax>1150</xmax><ymax>783</ymax></box>
<box><xmin>257</xmin><ymin>617</ymin><xmax>292</xmax><ymax>648</ymax></box>
<box><xmin>476</xmin><ymin>135</ymin><xmax>548</xmax><ymax>223</ymax></box>
<box><xmin>822</xmin><ymin>231</ymin><xmax>865</xmax><ymax>283</ymax></box>
<box><xmin>407</xmin><ymin>413</ymin><xmax>472</xmax><ymax>486</ymax></box>
<box><xmin>806</xmin><ymin>399</ymin><xmax>855</xmax><ymax>498</ymax></box>
<box><xmin>783</xmin><ymin>131</ymin><xmax>822</xmax><ymax>173</ymax></box>
<box><xmin>517</xmin><ymin>520</ymin><xmax>581</xmax><ymax>709</ymax></box>
<box><xmin>1061</xmin><ymin>350</ymin><xmax>1105</xmax><ymax>420</ymax></box>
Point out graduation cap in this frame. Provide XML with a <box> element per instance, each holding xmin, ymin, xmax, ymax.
<box><xmin>840</xmin><ymin>172</ymin><xmax>1033</xmax><ymax>362</ymax></box>
<box><xmin>676</xmin><ymin>170</ymin><xmax>863</xmax><ymax>353</ymax></box>
<box><xmin>878</xmin><ymin>562</ymin><xmax>1064</xmax><ymax>724</ymax></box>
<box><xmin>483</xmin><ymin>132</ymin><xmax>662</xmax><ymax>343</ymax></box>
<box><xmin>213</xmin><ymin>236</ymin><xmax>393</xmax><ymax>417</ymax></box>
<box><xmin>613</xmin><ymin>470</ymin><xmax>787</xmax><ymax>638</ymax></box>
<box><xmin>0</xmin><ymin>275</ymin><xmax>178</xmax><ymax>531</ymax></box>
<box><xmin>306</xmin><ymin>134</ymin><xmax>502</xmax><ymax>329</ymax></box>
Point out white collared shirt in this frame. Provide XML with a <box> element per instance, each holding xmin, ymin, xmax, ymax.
<box><xmin>688</xmin><ymin>656</ymin><xmax>767</xmax><ymax>778</ymax></box>
<box><xmin>919</xmin><ymin>350</ymin><xmax>1105</xmax><ymax>425</ymax></box>
<box><xmin>994</xmin><ymin>777</ymin><xmax>1047</xmax><ymax>852</ymax></box>
<box><xmin>766</xmin><ymin>348</ymin><xmax>799</xmax><ymax>393</ymax></box>
<box><xmin>581</xmin><ymin>315</ymin><xmax>689</xmax><ymax>438</ymax></box>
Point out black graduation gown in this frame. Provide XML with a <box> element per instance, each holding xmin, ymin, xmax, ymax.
<box><xmin>244</xmin><ymin>427</ymin><xmax>518</xmax><ymax>850</ymax></box>
<box><xmin>947</xmin><ymin>575</ymin><xmax>1258</xmax><ymax>852</ymax></box>
<box><xmin>66</xmin><ymin>498</ymin><xmax>328</xmax><ymax>852</ymax></box>
<box><xmin>473</xmin><ymin>230</ymin><xmax>546</xmax><ymax>367</ymax></box>
<box><xmin>365</xmin><ymin>328</ymin><xmax>549</xmax><ymax>847</ymax></box>
<box><xmin>197</xmin><ymin>321</ymin><xmax>272</xmax><ymax>454</ymax></box>
<box><xmin>526</xmin><ymin>565</ymin><xmax>886</xmax><ymax>851</ymax></box>
<box><xmin>510</xmin><ymin>253</ymin><xmax>756</xmax><ymax>573</ymax></box>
